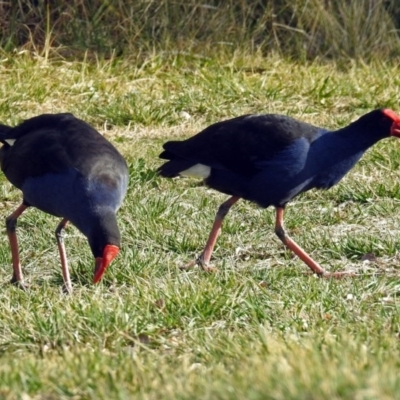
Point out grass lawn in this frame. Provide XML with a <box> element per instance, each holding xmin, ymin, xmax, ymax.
<box><xmin>0</xmin><ymin>51</ymin><xmax>400</xmax><ymax>399</ymax></box>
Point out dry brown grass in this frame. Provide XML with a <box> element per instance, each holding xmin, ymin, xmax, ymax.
<box><xmin>1</xmin><ymin>0</ymin><xmax>400</xmax><ymax>61</ymax></box>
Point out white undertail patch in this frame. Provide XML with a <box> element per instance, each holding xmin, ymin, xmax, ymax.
<box><xmin>4</xmin><ymin>139</ymin><xmax>15</xmax><ymax>146</ymax></box>
<box><xmin>180</xmin><ymin>163</ymin><xmax>211</xmax><ymax>178</ymax></box>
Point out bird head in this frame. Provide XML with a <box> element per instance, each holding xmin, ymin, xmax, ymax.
<box><xmin>382</xmin><ymin>109</ymin><xmax>400</xmax><ymax>137</ymax></box>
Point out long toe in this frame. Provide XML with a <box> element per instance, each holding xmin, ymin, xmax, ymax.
<box><xmin>201</xmin><ymin>264</ymin><xmax>219</xmax><ymax>273</ymax></box>
<box><xmin>322</xmin><ymin>271</ymin><xmax>356</xmax><ymax>279</ymax></box>
<box><xmin>179</xmin><ymin>259</ymin><xmax>198</xmax><ymax>271</ymax></box>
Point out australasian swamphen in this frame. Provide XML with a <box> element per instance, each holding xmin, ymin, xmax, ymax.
<box><xmin>158</xmin><ymin>109</ymin><xmax>400</xmax><ymax>277</ymax></box>
<box><xmin>0</xmin><ymin>113</ymin><xmax>128</xmax><ymax>292</ymax></box>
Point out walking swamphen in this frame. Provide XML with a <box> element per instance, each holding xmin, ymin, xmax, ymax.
<box><xmin>0</xmin><ymin>113</ymin><xmax>128</xmax><ymax>292</ymax></box>
<box><xmin>158</xmin><ymin>109</ymin><xmax>400</xmax><ymax>276</ymax></box>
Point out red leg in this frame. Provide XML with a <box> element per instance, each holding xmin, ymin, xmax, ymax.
<box><xmin>181</xmin><ymin>196</ymin><xmax>240</xmax><ymax>272</ymax></box>
<box><xmin>274</xmin><ymin>207</ymin><xmax>353</xmax><ymax>278</ymax></box>
<box><xmin>55</xmin><ymin>218</ymin><xmax>72</xmax><ymax>293</ymax></box>
<box><xmin>6</xmin><ymin>204</ymin><xmax>29</xmax><ymax>288</ymax></box>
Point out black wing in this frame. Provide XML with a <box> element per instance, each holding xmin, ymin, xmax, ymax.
<box><xmin>159</xmin><ymin>114</ymin><xmax>321</xmax><ymax>176</ymax></box>
<box><xmin>0</xmin><ymin>113</ymin><xmax>127</xmax><ymax>189</ymax></box>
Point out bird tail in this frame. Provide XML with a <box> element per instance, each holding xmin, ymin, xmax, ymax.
<box><xmin>157</xmin><ymin>159</ymin><xmax>196</xmax><ymax>177</ymax></box>
<box><xmin>158</xmin><ymin>140</ymin><xmax>197</xmax><ymax>177</ymax></box>
<box><xmin>0</xmin><ymin>124</ymin><xmax>14</xmax><ymax>145</ymax></box>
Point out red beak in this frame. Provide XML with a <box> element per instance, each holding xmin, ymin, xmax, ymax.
<box><xmin>93</xmin><ymin>244</ymin><xmax>120</xmax><ymax>283</ymax></box>
<box><xmin>382</xmin><ymin>109</ymin><xmax>400</xmax><ymax>137</ymax></box>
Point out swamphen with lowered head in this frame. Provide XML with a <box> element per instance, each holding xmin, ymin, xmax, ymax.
<box><xmin>158</xmin><ymin>109</ymin><xmax>400</xmax><ymax>276</ymax></box>
<box><xmin>0</xmin><ymin>113</ymin><xmax>128</xmax><ymax>292</ymax></box>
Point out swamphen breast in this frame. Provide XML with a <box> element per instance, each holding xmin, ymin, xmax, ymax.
<box><xmin>0</xmin><ymin>113</ymin><xmax>128</xmax><ymax>292</ymax></box>
<box><xmin>158</xmin><ymin>109</ymin><xmax>400</xmax><ymax>277</ymax></box>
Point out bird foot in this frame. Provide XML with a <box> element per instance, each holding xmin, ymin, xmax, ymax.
<box><xmin>62</xmin><ymin>283</ymin><xmax>73</xmax><ymax>295</ymax></box>
<box><xmin>10</xmin><ymin>278</ymin><xmax>29</xmax><ymax>291</ymax></box>
<box><xmin>179</xmin><ymin>256</ymin><xmax>218</xmax><ymax>273</ymax></box>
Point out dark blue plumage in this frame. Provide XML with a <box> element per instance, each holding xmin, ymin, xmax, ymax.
<box><xmin>158</xmin><ymin>109</ymin><xmax>400</xmax><ymax>276</ymax></box>
<box><xmin>0</xmin><ymin>113</ymin><xmax>128</xmax><ymax>292</ymax></box>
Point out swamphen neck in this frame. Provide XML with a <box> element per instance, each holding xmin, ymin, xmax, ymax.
<box><xmin>0</xmin><ymin>113</ymin><xmax>128</xmax><ymax>292</ymax></box>
<box><xmin>334</xmin><ymin>108</ymin><xmax>400</xmax><ymax>141</ymax></box>
<box><xmin>158</xmin><ymin>108</ymin><xmax>400</xmax><ymax>277</ymax></box>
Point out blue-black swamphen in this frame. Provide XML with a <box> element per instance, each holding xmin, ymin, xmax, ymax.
<box><xmin>158</xmin><ymin>109</ymin><xmax>400</xmax><ymax>277</ymax></box>
<box><xmin>0</xmin><ymin>113</ymin><xmax>128</xmax><ymax>292</ymax></box>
